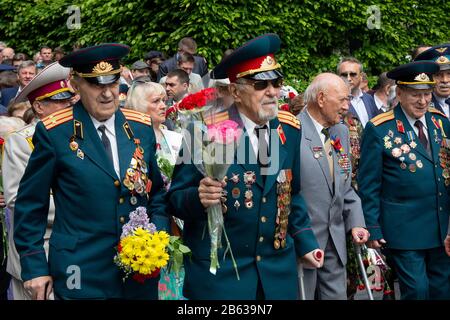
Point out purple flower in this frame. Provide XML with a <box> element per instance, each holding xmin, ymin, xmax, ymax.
<box><xmin>121</xmin><ymin>206</ymin><xmax>156</xmax><ymax>238</ymax></box>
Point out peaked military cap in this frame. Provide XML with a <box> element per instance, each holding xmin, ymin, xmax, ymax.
<box><xmin>387</xmin><ymin>61</ymin><xmax>440</xmax><ymax>90</ymax></box>
<box><xmin>59</xmin><ymin>43</ymin><xmax>130</xmax><ymax>85</ymax></box>
<box><xmin>414</xmin><ymin>43</ymin><xmax>450</xmax><ymax>71</ymax></box>
<box><xmin>15</xmin><ymin>62</ymin><xmax>73</xmax><ymax>104</ymax></box>
<box><xmin>211</xmin><ymin>33</ymin><xmax>283</xmax><ymax>82</ymax></box>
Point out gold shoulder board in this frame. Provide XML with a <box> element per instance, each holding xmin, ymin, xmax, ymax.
<box><xmin>121</xmin><ymin>108</ymin><xmax>152</xmax><ymax>126</ymax></box>
<box><xmin>371</xmin><ymin>110</ymin><xmax>394</xmax><ymax>126</ymax></box>
<box><xmin>43</xmin><ymin>107</ymin><xmax>73</xmax><ymax>130</ymax></box>
<box><xmin>428</xmin><ymin>107</ymin><xmax>446</xmax><ymax>118</ymax></box>
<box><xmin>278</xmin><ymin>110</ymin><xmax>301</xmax><ymax>129</ymax></box>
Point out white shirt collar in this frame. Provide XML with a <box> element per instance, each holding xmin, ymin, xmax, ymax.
<box><xmin>239</xmin><ymin>112</ymin><xmax>269</xmax><ymax>135</ymax></box>
<box><xmin>306</xmin><ymin>108</ymin><xmax>325</xmax><ymax>138</ymax></box>
<box><xmin>374</xmin><ymin>93</ymin><xmax>386</xmax><ymax>111</ymax></box>
<box><xmin>90</xmin><ymin>114</ymin><xmax>116</xmax><ymax>136</ymax></box>
<box><xmin>401</xmin><ymin>106</ymin><xmax>427</xmax><ymax>130</ymax></box>
<box><xmin>435</xmin><ymin>95</ymin><xmax>449</xmax><ymax>106</ymax></box>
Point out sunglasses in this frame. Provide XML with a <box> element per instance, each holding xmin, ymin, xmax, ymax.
<box><xmin>238</xmin><ymin>78</ymin><xmax>284</xmax><ymax>91</ymax></box>
<box><xmin>340</xmin><ymin>72</ymin><xmax>359</xmax><ymax>78</ymax></box>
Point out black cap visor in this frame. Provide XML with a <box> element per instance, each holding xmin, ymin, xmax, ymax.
<box><xmin>246</xmin><ymin>69</ymin><xmax>283</xmax><ymax>81</ymax></box>
<box><xmin>84</xmin><ymin>73</ymin><xmax>120</xmax><ymax>85</ymax></box>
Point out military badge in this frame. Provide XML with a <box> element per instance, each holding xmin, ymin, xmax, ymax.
<box><xmin>384</xmin><ymin>140</ymin><xmax>393</xmax><ymax>149</ymax></box>
<box><xmin>410</xmin><ymin>141</ymin><xmax>417</xmax><ymax>149</ymax></box>
<box><xmin>400</xmin><ymin>144</ymin><xmax>410</xmax><ymax>154</ymax></box>
<box><xmin>394</xmin><ymin>137</ymin><xmax>402</xmax><ymax>144</ymax></box>
<box><xmin>388</xmin><ymin>130</ymin><xmax>394</xmax><ymax>138</ymax></box>
<box><xmin>76</xmin><ymin>148</ymin><xmax>84</xmax><ymax>160</ymax></box>
<box><xmin>230</xmin><ymin>173</ymin><xmax>240</xmax><ymax>184</ymax></box>
<box><xmin>123</xmin><ymin>138</ymin><xmax>152</xmax><ymax>203</ymax></box>
<box><xmin>396</xmin><ymin>120</ymin><xmax>405</xmax><ymax>134</ymax></box>
<box><xmin>439</xmin><ymin>138</ymin><xmax>450</xmax><ymax>185</ymax></box>
<box><xmin>409</xmin><ymin>153</ymin><xmax>417</xmax><ymax>161</ymax></box>
<box><xmin>234</xmin><ymin>200</ymin><xmax>240</xmax><ymax>210</ymax></box>
<box><xmin>391</xmin><ymin>148</ymin><xmax>402</xmax><ymax>158</ymax></box>
<box><xmin>274</xmin><ymin>169</ymin><xmax>292</xmax><ymax>250</ymax></box>
<box><xmin>416</xmin><ymin>160</ymin><xmax>423</xmax><ymax>169</ymax></box>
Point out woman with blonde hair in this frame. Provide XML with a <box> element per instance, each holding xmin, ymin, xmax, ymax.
<box><xmin>124</xmin><ymin>81</ymin><xmax>185</xmax><ymax>300</ymax></box>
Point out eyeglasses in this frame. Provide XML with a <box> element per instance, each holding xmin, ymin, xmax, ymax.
<box><xmin>340</xmin><ymin>72</ymin><xmax>359</xmax><ymax>78</ymax></box>
<box><xmin>237</xmin><ymin>78</ymin><xmax>284</xmax><ymax>91</ymax></box>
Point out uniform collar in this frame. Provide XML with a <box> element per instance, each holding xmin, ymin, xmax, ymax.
<box><xmin>401</xmin><ymin>106</ymin><xmax>427</xmax><ymax>129</ymax></box>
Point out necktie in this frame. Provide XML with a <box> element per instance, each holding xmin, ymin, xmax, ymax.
<box><xmin>321</xmin><ymin>128</ymin><xmax>334</xmax><ymax>181</ymax></box>
<box><xmin>255</xmin><ymin>125</ymin><xmax>269</xmax><ymax>180</ymax></box>
<box><xmin>414</xmin><ymin>120</ymin><xmax>429</xmax><ymax>153</ymax></box>
<box><xmin>98</xmin><ymin>125</ymin><xmax>114</xmax><ymax>164</ymax></box>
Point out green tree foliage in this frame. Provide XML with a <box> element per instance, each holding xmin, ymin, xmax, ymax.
<box><xmin>1</xmin><ymin>0</ymin><xmax>449</xmax><ymax>91</ymax></box>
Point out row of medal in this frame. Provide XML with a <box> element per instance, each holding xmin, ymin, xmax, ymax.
<box><xmin>274</xmin><ymin>169</ymin><xmax>292</xmax><ymax>250</ymax></box>
<box><xmin>384</xmin><ymin>132</ymin><xmax>423</xmax><ymax>172</ymax></box>
<box><xmin>221</xmin><ymin>171</ymin><xmax>257</xmax><ymax>213</ymax></box>
<box><xmin>439</xmin><ymin>138</ymin><xmax>450</xmax><ymax>186</ymax></box>
<box><xmin>123</xmin><ymin>139</ymin><xmax>152</xmax><ymax>205</ymax></box>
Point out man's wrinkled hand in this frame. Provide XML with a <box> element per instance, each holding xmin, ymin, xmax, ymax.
<box><xmin>24</xmin><ymin>276</ymin><xmax>53</xmax><ymax>300</ymax></box>
<box><xmin>351</xmin><ymin>227</ymin><xmax>370</xmax><ymax>245</ymax></box>
<box><xmin>299</xmin><ymin>249</ymin><xmax>324</xmax><ymax>268</ymax></box>
<box><xmin>444</xmin><ymin>235</ymin><xmax>450</xmax><ymax>257</ymax></box>
<box><xmin>198</xmin><ymin>177</ymin><xmax>226</xmax><ymax>209</ymax></box>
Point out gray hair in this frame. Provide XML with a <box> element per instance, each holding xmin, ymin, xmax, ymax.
<box><xmin>124</xmin><ymin>82</ymin><xmax>166</xmax><ymax>113</ymax></box>
<box><xmin>17</xmin><ymin>60</ymin><xmax>36</xmax><ymax>73</ymax></box>
<box><xmin>337</xmin><ymin>57</ymin><xmax>363</xmax><ymax>74</ymax></box>
<box><xmin>304</xmin><ymin>72</ymin><xmax>344</xmax><ymax>105</ymax></box>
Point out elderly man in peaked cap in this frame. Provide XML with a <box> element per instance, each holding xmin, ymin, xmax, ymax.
<box><xmin>13</xmin><ymin>44</ymin><xmax>168</xmax><ymax>299</ymax></box>
<box><xmin>167</xmin><ymin>33</ymin><xmax>323</xmax><ymax>300</ymax></box>
<box><xmin>358</xmin><ymin>61</ymin><xmax>450</xmax><ymax>299</ymax></box>
<box><xmin>415</xmin><ymin>44</ymin><xmax>450</xmax><ymax>119</ymax></box>
<box><xmin>3</xmin><ymin>62</ymin><xmax>73</xmax><ymax>300</ymax></box>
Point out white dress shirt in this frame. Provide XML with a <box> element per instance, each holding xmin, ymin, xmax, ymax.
<box><xmin>351</xmin><ymin>89</ymin><xmax>370</xmax><ymax>127</ymax></box>
<box><xmin>306</xmin><ymin>108</ymin><xmax>327</xmax><ymax>145</ymax></box>
<box><xmin>435</xmin><ymin>95</ymin><xmax>450</xmax><ymax>118</ymax></box>
<box><xmin>239</xmin><ymin>112</ymin><xmax>269</xmax><ymax>157</ymax></box>
<box><xmin>374</xmin><ymin>93</ymin><xmax>388</xmax><ymax>113</ymax></box>
<box><xmin>90</xmin><ymin>114</ymin><xmax>121</xmax><ymax>177</ymax></box>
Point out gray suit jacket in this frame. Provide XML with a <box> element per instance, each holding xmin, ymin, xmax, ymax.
<box><xmin>298</xmin><ymin>110</ymin><xmax>365</xmax><ymax>264</ymax></box>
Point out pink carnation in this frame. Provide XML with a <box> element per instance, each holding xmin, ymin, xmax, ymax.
<box><xmin>207</xmin><ymin>120</ymin><xmax>242</xmax><ymax>144</ymax></box>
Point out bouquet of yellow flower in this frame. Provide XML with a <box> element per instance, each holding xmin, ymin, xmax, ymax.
<box><xmin>114</xmin><ymin>206</ymin><xmax>190</xmax><ymax>283</ymax></box>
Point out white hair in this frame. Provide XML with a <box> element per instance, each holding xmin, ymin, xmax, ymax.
<box><xmin>124</xmin><ymin>82</ymin><xmax>166</xmax><ymax>113</ymax></box>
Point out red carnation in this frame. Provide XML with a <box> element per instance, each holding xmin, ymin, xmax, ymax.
<box><xmin>131</xmin><ymin>268</ymin><xmax>161</xmax><ymax>284</ymax></box>
<box><xmin>279</xmin><ymin>103</ymin><xmax>289</xmax><ymax>111</ymax></box>
<box><xmin>288</xmin><ymin>92</ymin><xmax>296</xmax><ymax>99</ymax></box>
<box><xmin>0</xmin><ymin>137</ymin><xmax>4</xmax><ymax>147</ymax></box>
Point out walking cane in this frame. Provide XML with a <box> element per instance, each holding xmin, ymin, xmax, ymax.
<box><xmin>297</xmin><ymin>263</ymin><xmax>306</xmax><ymax>300</ymax></box>
<box><xmin>355</xmin><ymin>244</ymin><xmax>374</xmax><ymax>300</ymax></box>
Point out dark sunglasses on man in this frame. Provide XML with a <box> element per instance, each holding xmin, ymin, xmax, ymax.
<box><xmin>340</xmin><ymin>72</ymin><xmax>358</xmax><ymax>78</ymax></box>
<box><xmin>237</xmin><ymin>77</ymin><xmax>284</xmax><ymax>91</ymax></box>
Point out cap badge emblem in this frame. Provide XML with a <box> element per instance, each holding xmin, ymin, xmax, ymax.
<box><xmin>260</xmin><ymin>55</ymin><xmax>274</xmax><ymax>68</ymax></box>
<box><xmin>92</xmin><ymin>61</ymin><xmax>113</xmax><ymax>74</ymax></box>
<box><xmin>437</xmin><ymin>56</ymin><xmax>450</xmax><ymax>64</ymax></box>
<box><xmin>436</xmin><ymin>47</ymin><xmax>447</xmax><ymax>54</ymax></box>
<box><xmin>414</xmin><ymin>73</ymin><xmax>430</xmax><ymax>82</ymax></box>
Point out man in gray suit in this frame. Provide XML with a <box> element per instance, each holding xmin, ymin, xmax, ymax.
<box><xmin>297</xmin><ymin>73</ymin><xmax>369</xmax><ymax>299</ymax></box>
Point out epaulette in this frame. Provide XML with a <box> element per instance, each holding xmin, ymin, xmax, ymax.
<box><xmin>370</xmin><ymin>110</ymin><xmax>394</xmax><ymax>126</ymax></box>
<box><xmin>203</xmin><ymin>110</ymin><xmax>229</xmax><ymax>126</ymax></box>
<box><xmin>121</xmin><ymin>108</ymin><xmax>152</xmax><ymax>126</ymax></box>
<box><xmin>15</xmin><ymin>123</ymin><xmax>36</xmax><ymax>138</ymax></box>
<box><xmin>43</xmin><ymin>107</ymin><xmax>73</xmax><ymax>130</ymax></box>
<box><xmin>278</xmin><ymin>110</ymin><xmax>300</xmax><ymax>129</ymax></box>
<box><xmin>428</xmin><ymin>107</ymin><xmax>446</xmax><ymax>118</ymax></box>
